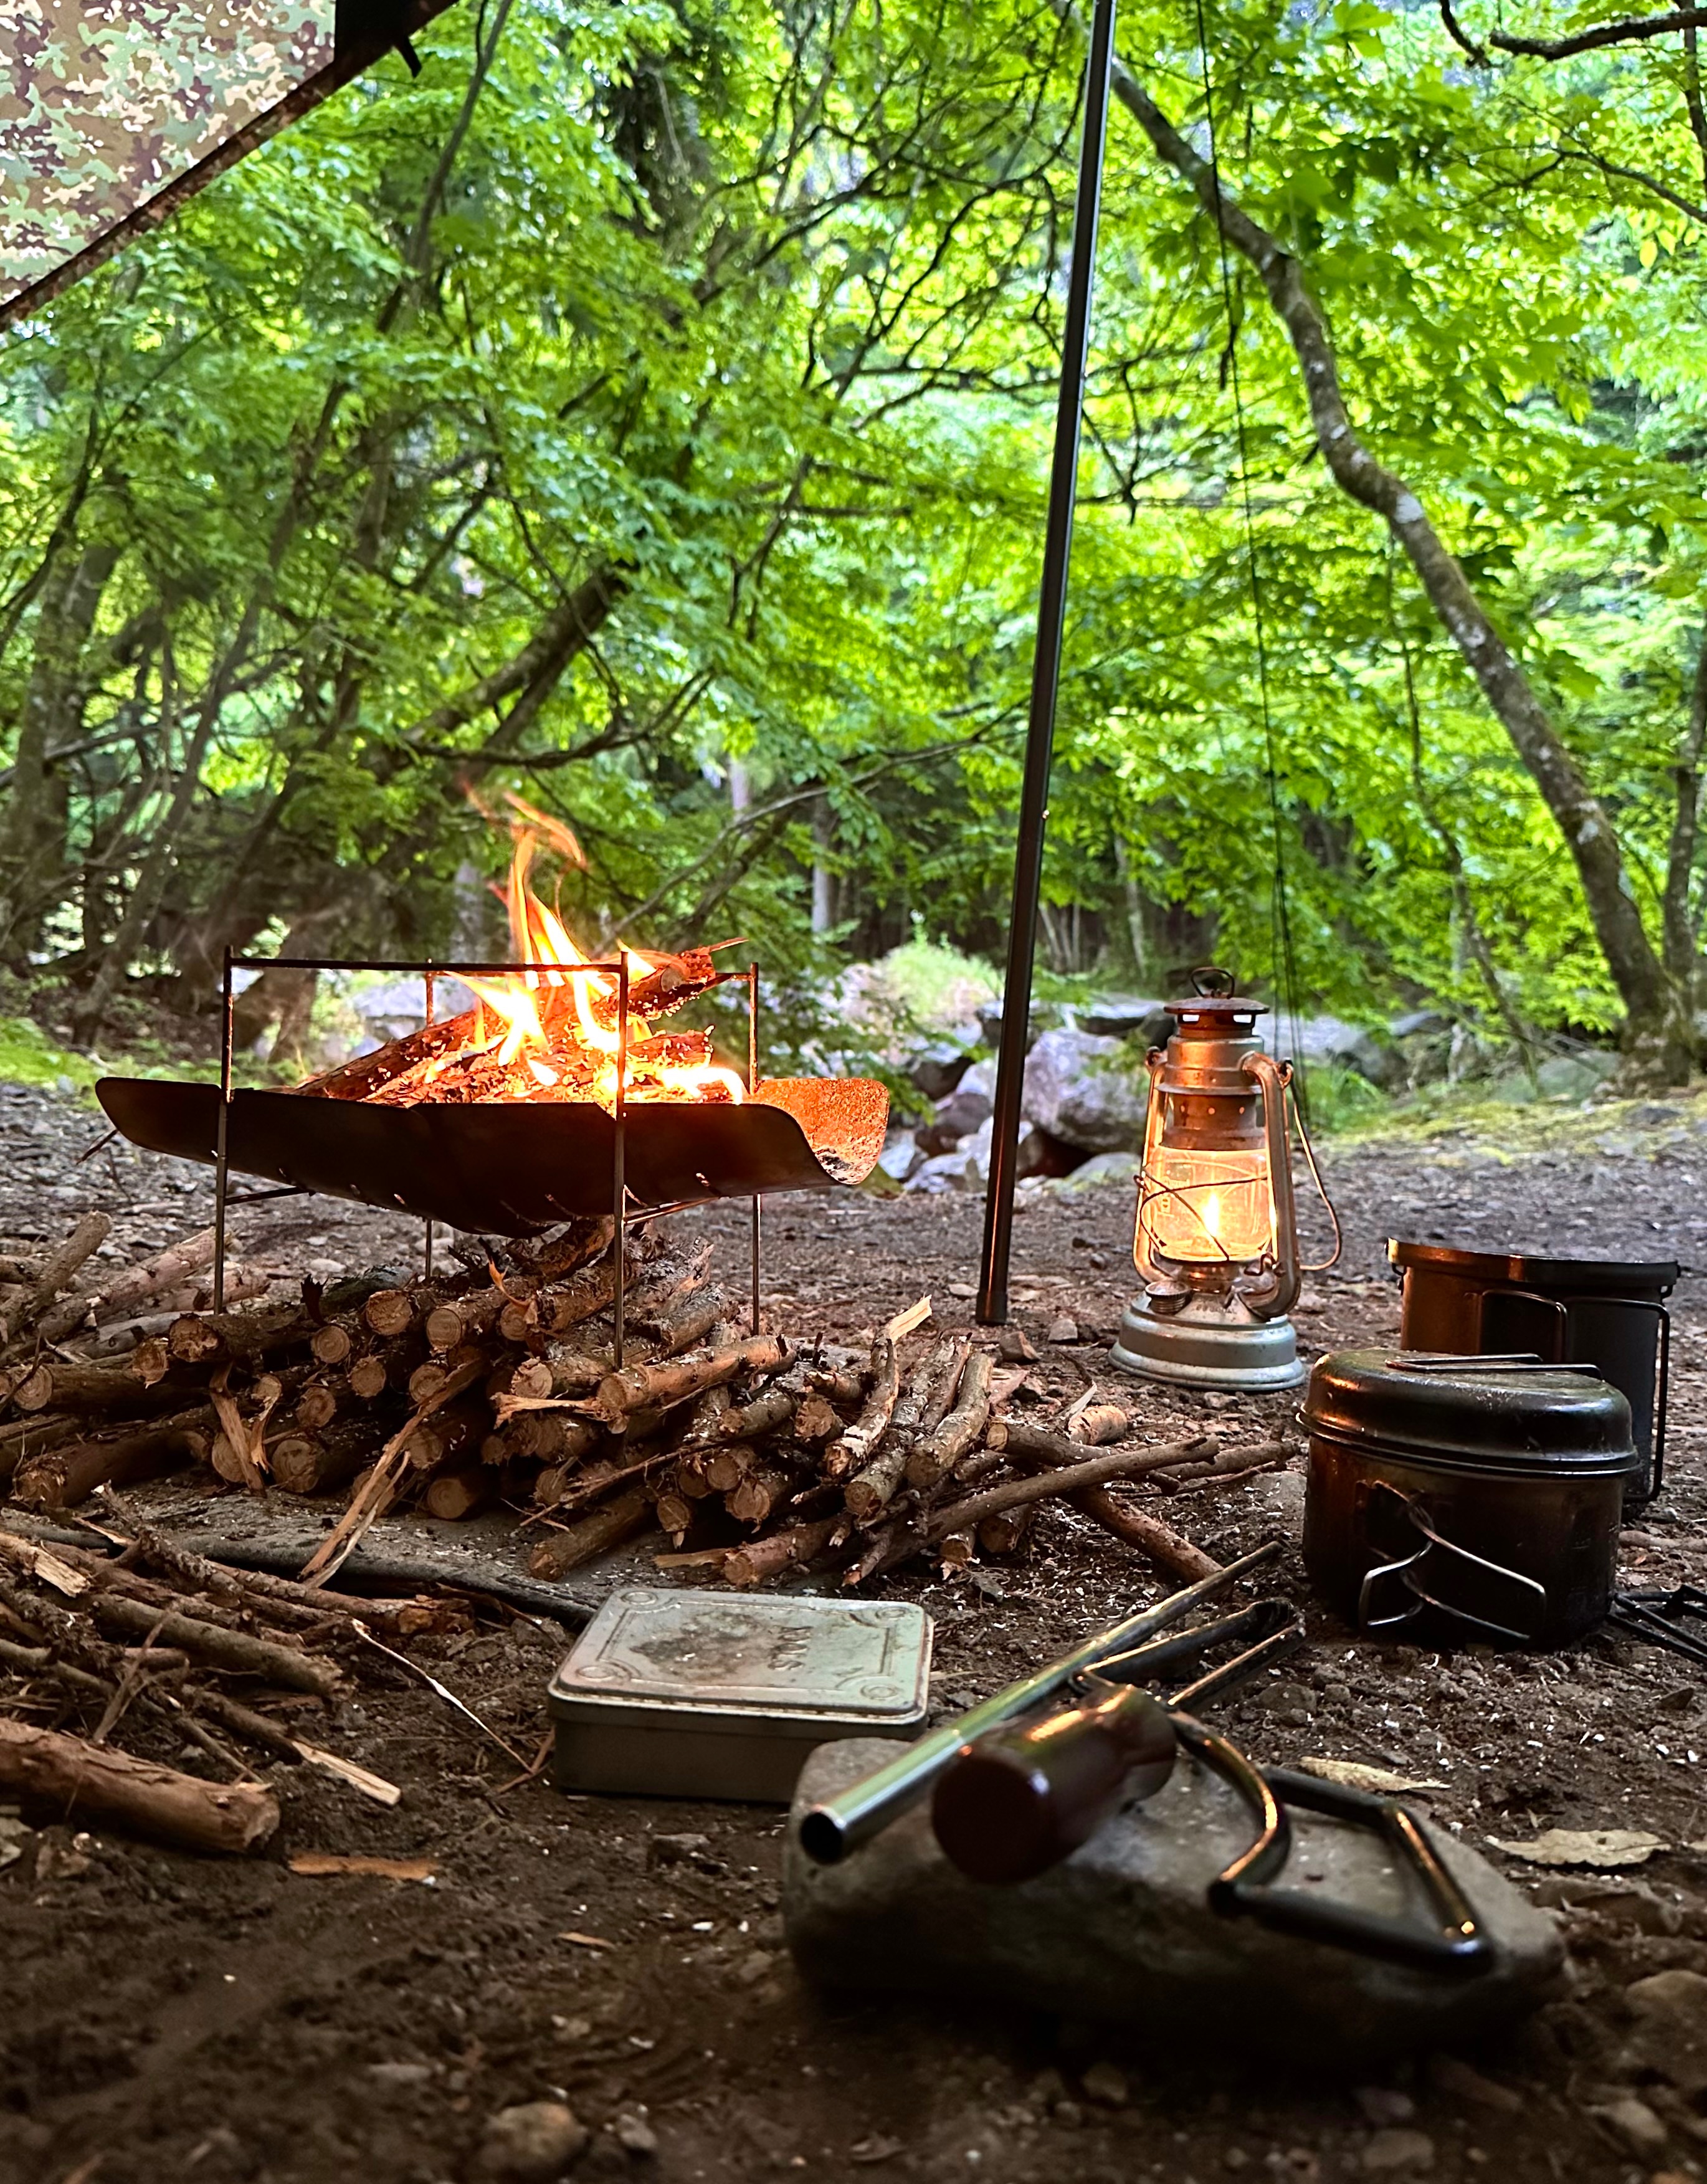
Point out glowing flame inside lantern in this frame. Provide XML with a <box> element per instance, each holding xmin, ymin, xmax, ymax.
<box><xmin>372</xmin><ymin>795</ymin><xmax>746</xmax><ymax>1112</ymax></box>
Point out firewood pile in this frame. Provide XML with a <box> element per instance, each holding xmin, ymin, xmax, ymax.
<box><xmin>0</xmin><ymin>1494</ymin><xmax>503</xmax><ymax>1860</ymax></box>
<box><xmin>0</xmin><ymin>1208</ymin><xmax>1283</xmax><ymax>1593</ymax></box>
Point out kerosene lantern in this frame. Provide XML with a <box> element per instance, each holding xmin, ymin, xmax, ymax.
<box><xmin>1111</xmin><ymin>970</ymin><xmax>1307</xmax><ymax>1391</ymax></box>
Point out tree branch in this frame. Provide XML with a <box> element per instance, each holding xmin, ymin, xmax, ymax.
<box><xmin>1088</xmin><ymin>12</ymin><xmax>1681</xmax><ymax>1055</ymax></box>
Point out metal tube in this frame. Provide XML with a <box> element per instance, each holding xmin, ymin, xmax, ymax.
<box><xmin>423</xmin><ymin>968</ymin><xmax>436</xmax><ymax>1283</ymax></box>
<box><xmin>978</xmin><ymin>0</ymin><xmax>1117</xmax><ymax>1326</ymax></box>
<box><xmin>749</xmin><ymin>962</ymin><xmax>761</xmax><ymax>1335</ymax></box>
<box><xmin>213</xmin><ymin>948</ymin><xmax>234</xmax><ymax>1312</ymax></box>
<box><xmin>613</xmin><ymin>953</ymin><xmax>629</xmax><ymax>1370</ymax></box>
<box><xmin>797</xmin><ymin>1538</ymin><xmax>1277</xmax><ymax>1864</ymax></box>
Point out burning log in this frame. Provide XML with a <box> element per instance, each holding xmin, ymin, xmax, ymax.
<box><xmin>0</xmin><ymin>1718</ymin><xmax>278</xmax><ymax>1854</ymax></box>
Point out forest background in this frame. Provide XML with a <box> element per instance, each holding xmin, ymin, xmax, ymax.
<box><xmin>2</xmin><ymin>0</ymin><xmax>1706</xmax><ymax>1103</ymax></box>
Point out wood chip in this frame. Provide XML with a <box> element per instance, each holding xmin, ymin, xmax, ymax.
<box><xmin>292</xmin><ymin>1741</ymin><xmax>402</xmax><ymax>1807</ymax></box>
<box><xmin>289</xmin><ymin>1852</ymin><xmax>437</xmax><ymax>1882</ymax></box>
<box><xmin>558</xmin><ymin>1929</ymin><xmax>615</xmax><ymax>1949</ymax></box>
<box><xmin>882</xmin><ymin>1295</ymin><xmax>931</xmax><ymax>1342</ymax></box>
<box><xmin>1296</xmin><ymin>1758</ymin><xmax>1448</xmax><ymax>1795</ymax></box>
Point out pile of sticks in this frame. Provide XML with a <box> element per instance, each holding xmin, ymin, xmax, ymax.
<box><xmin>0</xmin><ymin>1209</ymin><xmax>1281</xmax><ymax>1593</ymax></box>
<box><xmin>0</xmin><ymin>1496</ymin><xmax>479</xmax><ymax>1858</ymax></box>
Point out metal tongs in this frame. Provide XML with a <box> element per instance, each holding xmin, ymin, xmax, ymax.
<box><xmin>800</xmin><ymin>1541</ymin><xmax>1491</xmax><ymax>1976</ymax></box>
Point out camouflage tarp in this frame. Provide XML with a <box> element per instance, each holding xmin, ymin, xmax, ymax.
<box><xmin>0</xmin><ymin>0</ymin><xmax>453</xmax><ymax>327</ymax></box>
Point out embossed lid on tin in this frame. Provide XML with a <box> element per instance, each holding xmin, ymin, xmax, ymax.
<box><xmin>549</xmin><ymin>1588</ymin><xmax>933</xmax><ymax>1719</ymax></box>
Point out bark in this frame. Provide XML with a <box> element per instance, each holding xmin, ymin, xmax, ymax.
<box><xmin>0</xmin><ymin>1718</ymin><xmax>278</xmax><ymax>1854</ymax></box>
<box><xmin>0</xmin><ymin>541</ymin><xmax>120</xmax><ymax>958</ymax></box>
<box><xmin>1662</xmin><ymin>623</ymin><xmax>1707</xmax><ymax>999</ymax></box>
<box><xmin>1097</xmin><ymin>26</ymin><xmax>1696</xmax><ymax>1078</ymax></box>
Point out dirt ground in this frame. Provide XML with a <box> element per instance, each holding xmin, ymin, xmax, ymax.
<box><xmin>0</xmin><ymin>1077</ymin><xmax>1705</xmax><ymax>2184</ymax></box>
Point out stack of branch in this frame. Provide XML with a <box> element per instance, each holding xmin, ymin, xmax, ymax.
<box><xmin>0</xmin><ymin>1208</ymin><xmax>1283</xmax><ymax>1595</ymax></box>
<box><xmin>0</xmin><ymin>1500</ymin><xmax>474</xmax><ymax>1857</ymax></box>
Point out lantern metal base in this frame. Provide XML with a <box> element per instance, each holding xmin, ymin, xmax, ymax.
<box><xmin>1110</xmin><ymin>1289</ymin><xmax>1307</xmax><ymax>1392</ymax></box>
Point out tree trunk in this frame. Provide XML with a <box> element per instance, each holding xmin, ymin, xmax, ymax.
<box><xmin>0</xmin><ymin>541</ymin><xmax>120</xmax><ymax>960</ymax></box>
<box><xmin>1662</xmin><ymin>625</ymin><xmax>1707</xmax><ymax>1006</ymax></box>
<box><xmin>1095</xmin><ymin>27</ymin><xmax>1698</xmax><ymax>1081</ymax></box>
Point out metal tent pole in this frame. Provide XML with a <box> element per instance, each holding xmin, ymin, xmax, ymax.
<box><xmin>977</xmin><ymin>0</ymin><xmax>1116</xmax><ymax>1325</ymax></box>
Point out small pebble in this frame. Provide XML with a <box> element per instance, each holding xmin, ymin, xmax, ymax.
<box><xmin>478</xmin><ymin>2100</ymin><xmax>589</xmax><ymax>2181</ymax></box>
<box><xmin>1361</xmin><ymin>2130</ymin><xmax>1435</xmax><ymax>2175</ymax></box>
<box><xmin>1081</xmin><ymin>2061</ymin><xmax>1128</xmax><ymax>2108</ymax></box>
<box><xmin>1354</xmin><ymin>2090</ymin><xmax>1415</xmax><ymax>2129</ymax></box>
<box><xmin>613</xmin><ymin>2113</ymin><xmax>658</xmax><ymax>2158</ymax></box>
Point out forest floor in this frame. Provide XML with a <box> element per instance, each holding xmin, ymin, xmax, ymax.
<box><xmin>0</xmin><ymin>1075</ymin><xmax>1703</xmax><ymax>2184</ymax></box>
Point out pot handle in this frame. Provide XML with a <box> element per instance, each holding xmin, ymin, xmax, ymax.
<box><xmin>1357</xmin><ymin>1482</ymin><xmax>1549</xmax><ymax>1646</ymax></box>
<box><xmin>1174</xmin><ymin>1717</ymin><xmax>1493</xmax><ymax>1975</ymax></box>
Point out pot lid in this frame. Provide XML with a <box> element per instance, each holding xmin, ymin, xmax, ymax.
<box><xmin>1305</xmin><ymin>1348</ymin><xmax>1637</xmax><ymax>1471</ymax></box>
<box><xmin>1387</xmin><ymin>1239</ymin><xmax>1678</xmax><ymax>1293</ymax></box>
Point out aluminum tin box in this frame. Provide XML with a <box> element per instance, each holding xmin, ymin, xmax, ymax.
<box><xmin>548</xmin><ymin>1588</ymin><xmax>933</xmax><ymax>1802</ymax></box>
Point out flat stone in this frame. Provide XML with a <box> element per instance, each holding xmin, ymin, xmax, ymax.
<box><xmin>1424</xmin><ymin>2056</ymin><xmax>1521</xmax><ymax>2114</ymax></box>
<box><xmin>1354</xmin><ymin>2089</ymin><xmax>1415</xmax><ymax>2129</ymax></box>
<box><xmin>1046</xmin><ymin>1315</ymin><xmax>1080</xmax><ymax>1345</ymax></box>
<box><xmin>1080</xmin><ymin>2061</ymin><xmax>1128</xmax><ymax>2107</ymax></box>
<box><xmin>784</xmin><ymin>1740</ymin><xmax>1562</xmax><ymax>2067</ymax></box>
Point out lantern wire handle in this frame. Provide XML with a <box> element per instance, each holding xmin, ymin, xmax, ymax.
<box><xmin>1287</xmin><ymin>1080</ymin><xmax>1343</xmax><ymax>1274</ymax></box>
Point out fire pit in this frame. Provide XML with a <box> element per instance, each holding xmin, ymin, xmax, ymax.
<box><xmin>95</xmin><ymin>809</ymin><xmax>888</xmax><ymax>1328</ymax></box>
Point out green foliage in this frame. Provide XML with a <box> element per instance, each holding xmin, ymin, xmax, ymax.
<box><xmin>4</xmin><ymin>0</ymin><xmax>1707</xmax><ymax>1061</ymax></box>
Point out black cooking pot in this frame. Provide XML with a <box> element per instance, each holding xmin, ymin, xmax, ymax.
<box><xmin>1387</xmin><ymin>1241</ymin><xmax>1675</xmax><ymax>1504</ymax></box>
<box><xmin>1302</xmin><ymin>1349</ymin><xmax>1638</xmax><ymax>1648</ymax></box>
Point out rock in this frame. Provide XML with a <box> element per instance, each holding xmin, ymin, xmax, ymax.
<box><xmin>1261</xmin><ymin>1681</ymin><xmax>1315</xmax><ymax>1727</ymax></box>
<box><xmin>353</xmin><ymin>975</ymin><xmax>478</xmax><ymax>1043</ymax></box>
<box><xmin>935</xmin><ymin>1085</ymin><xmax>993</xmax><ymax>1138</ymax></box>
<box><xmin>784</xmin><ymin>1740</ymin><xmax>1564</xmax><ymax>2066</ymax></box>
<box><xmin>1592</xmin><ymin>2096</ymin><xmax>1668</xmax><ymax>2160</ymax></box>
<box><xmin>1623</xmin><ymin>1969</ymin><xmax>1707</xmax><ymax>2094</ymax></box>
<box><xmin>1531</xmin><ymin>1051</ymin><xmax>1619</xmax><ymax>1102</ymax></box>
<box><xmin>1052</xmin><ymin>1149</ymin><xmax>1141</xmax><ymax>1192</ymax></box>
<box><xmin>959</xmin><ymin>1059</ymin><xmax>997</xmax><ymax>1101</ymax></box>
<box><xmin>369</xmin><ymin>2061</ymin><xmax>435</xmax><ymax>2088</ymax></box>
<box><xmin>646</xmin><ymin>1832</ymin><xmax>710</xmax><ymax>1868</ymax></box>
<box><xmin>1045</xmin><ymin>1315</ymin><xmax>1080</xmax><ymax>1345</ymax></box>
<box><xmin>908</xmin><ymin>1044</ymin><xmax>975</xmax><ymax>1101</ymax></box>
<box><xmin>1280</xmin><ymin>1017</ymin><xmax>1400</xmax><ymax>1089</ymax></box>
<box><xmin>1354</xmin><ymin>2090</ymin><xmax>1415</xmax><ymax>2129</ymax></box>
<box><xmin>478</xmin><ymin>2100</ymin><xmax>589</xmax><ymax>2180</ymax></box>
<box><xmin>1077</xmin><ymin>996</ymin><xmax>1168</xmax><ymax>1042</ymax></box>
<box><xmin>998</xmin><ymin>1328</ymin><xmax>1039</xmax><ymax>1363</ymax></box>
<box><xmin>1023</xmin><ymin>1031</ymin><xmax>1149</xmax><ymax>1152</ymax></box>
<box><xmin>1080</xmin><ymin>2061</ymin><xmax>1129</xmax><ymax>2107</ymax></box>
<box><xmin>612</xmin><ymin>2114</ymin><xmax>658</xmax><ymax>2157</ymax></box>
<box><xmin>1425</xmin><ymin>2056</ymin><xmax>1521</xmax><ymax>2114</ymax></box>
<box><xmin>1361</xmin><ymin>2130</ymin><xmax>1434</xmax><ymax>2173</ymax></box>
<box><xmin>876</xmin><ymin>1132</ymin><xmax>922</xmax><ymax>1183</ymax></box>
<box><xmin>905</xmin><ymin>1146</ymin><xmax>984</xmax><ymax>1194</ymax></box>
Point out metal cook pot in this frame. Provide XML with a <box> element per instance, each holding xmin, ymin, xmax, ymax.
<box><xmin>1302</xmin><ymin>1350</ymin><xmax>1638</xmax><ymax>1649</ymax></box>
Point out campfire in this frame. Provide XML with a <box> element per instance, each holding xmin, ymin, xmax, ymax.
<box><xmin>92</xmin><ymin>804</ymin><xmax>890</xmax><ymax>1236</ymax></box>
<box><xmin>310</xmin><ymin>799</ymin><xmax>752</xmax><ymax>1115</ymax></box>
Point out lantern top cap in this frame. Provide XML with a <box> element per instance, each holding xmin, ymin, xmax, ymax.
<box><xmin>1164</xmin><ymin>966</ymin><xmax>1268</xmax><ymax>1023</ymax></box>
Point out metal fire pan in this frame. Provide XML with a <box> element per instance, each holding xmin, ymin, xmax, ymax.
<box><xmin>95</xmin><ymin>1075</ymin><xmax>888</xmax><ymax>1236</ymax></box>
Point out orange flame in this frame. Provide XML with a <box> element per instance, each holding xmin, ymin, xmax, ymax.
<box><xmin>443</xmin><ymin>798</ymin><xmax>744</xmax><ymax>1110</ymax></box>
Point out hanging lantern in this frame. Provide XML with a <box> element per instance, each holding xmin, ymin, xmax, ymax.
<box><xmin>1111</xmin><ymin>970</ymin><xmax>1312</xmax><ymax>1391</ymax></box>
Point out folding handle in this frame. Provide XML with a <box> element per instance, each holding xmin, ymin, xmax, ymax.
<box><xmin>1176</xmin><ymin>1720</ymin><xmax>1493</xmax><ymax>1977</ymax></box>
